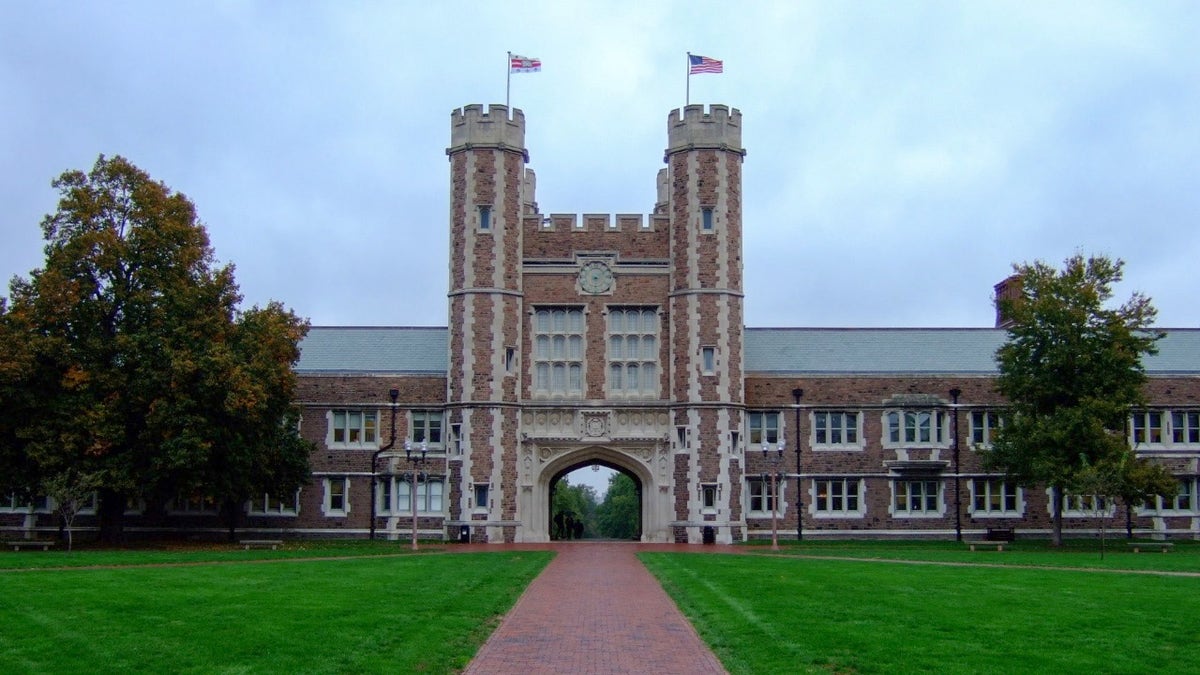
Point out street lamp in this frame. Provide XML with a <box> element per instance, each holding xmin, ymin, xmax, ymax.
<box><xmin>370</xmin><ymin>388</ymin><xmax>400</xmax><ymax>540</ymax></box>
<box><xmin>792</xmin><ymin>388</ymin><xmax>804</xmax><ymax>541</ymax></box>
<box><xmin>762</xmin><ymin>436</ymin><xmax>785</xmax><ymax>551</ymax></box>
<box><xmin>403</xmin><ymin>438</ymin><xmax>428</xmax><ymax>551</ymax></box>
<box><xmin>949</xmin><ymin>388</ymin><xmax>962</xmax><ymax>542</ymax></box>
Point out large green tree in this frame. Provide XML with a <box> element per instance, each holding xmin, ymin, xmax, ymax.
<box><xmin>595</xmin><ymin>473</ymin><xmax>640</xmax><ymax>540</ymax></box>
<box><xmin>0</xmin><ymin>155</ymin><xmax>311</xmax><ymax>542</ymax></box>
<box><xmin>985</xmin><ymin>254</ymin><xmax>1172</xmax><ymax>545</ymax></box>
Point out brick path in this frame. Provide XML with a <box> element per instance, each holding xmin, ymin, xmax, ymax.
<box><xmin>462</xmin><ymin>542</ymin><xmax>727</xmax><ymax>674</ymax></box>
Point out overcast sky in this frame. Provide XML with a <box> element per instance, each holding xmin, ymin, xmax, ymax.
<box><xmin>3</xmin><ymin>1</ymin><xmax>1198</xmax><ymax>331</ymax></box>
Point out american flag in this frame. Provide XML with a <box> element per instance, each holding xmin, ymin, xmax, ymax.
<box><xmin>510</xmin><ymin>55</ymin><xmax>541</xmax><ymax>73</ymax></box>
<box><xmin>689</xmin><ymin>54</ymin><xmax>723</xmax><ymax>74</ymax></box>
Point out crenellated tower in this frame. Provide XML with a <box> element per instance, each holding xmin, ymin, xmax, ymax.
<box><xmin>665</xmin><ymin>104</ymin><xmax>747</xmax><ymax>543</ymax></box>
<box><xmin>445</xmin><ymin>104</ymin><xmax>528</xmax><ymax>542</ymax></box>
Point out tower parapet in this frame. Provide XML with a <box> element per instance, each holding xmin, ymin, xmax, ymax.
<box><xmin>448</xmin><ymin>104</ymin><xmax>527</xmax><ymax>158</ymax></box>
<box><xmin>665</xmin><ymin>104</ymin><xmax>743</xmax><ymax>158</ymax></box>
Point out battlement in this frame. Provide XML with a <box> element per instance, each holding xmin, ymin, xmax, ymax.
<box><xmin>665</xmin><ymin>104</ymin><xmax>743</xmax><ymax>157</ymax></box>
<box><xmin>527</xmin><ymin>213</ymin><xmax>669</xmax><ymax>232</ymax></box>
<box><xmin>448</xmin><ymin>104</ymin><xmax>527</xmax><ymax>156</ymax></box>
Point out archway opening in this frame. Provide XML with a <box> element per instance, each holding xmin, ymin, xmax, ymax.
<box><xmin>548</xmin><ymin>459</ymin><xmax>642</xmax><ymax>541</ymax></box>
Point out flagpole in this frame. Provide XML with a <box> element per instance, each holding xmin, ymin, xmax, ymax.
<box><xmin>506</xmin><ymin>51</ymin><xmax>511</xmax><ymax>108</ymax></box>
<box><xmin>685</xmin><ymin>52</ymin><xmax>691</xmax><ymax>106</ymax></box>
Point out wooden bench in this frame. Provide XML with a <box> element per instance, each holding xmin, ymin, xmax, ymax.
<box><xmin>967</xmin><ymin>541</ymin><xmax>1006</xmax><ymax>552</ymax></box>
<box><xmin>6</xmin><ymin>540</ymin><xmax>57</xmax><ymax>552</ymax></box>
<box><xmin>1127</xmin><ymin>541</ymin><xmax>1173</xmax><ymax>553</ymax></box>
<box><xmin>239</xmin><ymin>539</ymin><xmax>283</xmax><ymax>551</ymax></box>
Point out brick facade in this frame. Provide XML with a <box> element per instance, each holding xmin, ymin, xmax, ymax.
<box><xmin>7</xmin><ymin>103</ymin><xmax>1198</xmax><ymax>543</ymax></box>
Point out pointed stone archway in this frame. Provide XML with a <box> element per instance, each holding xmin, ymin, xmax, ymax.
<box><xmin>548</xmin><ymin>459</ymin><xmax>639</xmax><ymax>540</ymax></box>
<box><xmin>519</xmin><ymin>443</ymin><xmax>673</xmax><ymax>543</ymax></box>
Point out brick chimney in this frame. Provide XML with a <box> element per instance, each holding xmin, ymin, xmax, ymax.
<box><xmin>993</xmin><ymin>274</ymin><xmax>1022</xmax><ymax>328</ymax></box>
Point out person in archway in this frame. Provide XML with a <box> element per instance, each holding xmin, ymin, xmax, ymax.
<box><xmin>553</xmin><ymin>511</ymin><xmax>565</xmax><ymax>540</ymax></box>
<box><xmin>564</xmin><ymin>513</ymin><xmax>575</xmax><ymax>540</ymax></box>
<box><xmin>573</xmin><ymin>519</ymin><xmax>584</xmax><ymax>540</ymax></box>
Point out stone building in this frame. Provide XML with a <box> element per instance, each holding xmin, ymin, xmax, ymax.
<box><xmin>5</xmin><ymin>103</ymin><xmax>1198</xmax><ymax>543</ymax></box>
<box><xmin>287</xmin><ymin>103</ymin><xmax>1200</xmax><ymax>544</ymax></box>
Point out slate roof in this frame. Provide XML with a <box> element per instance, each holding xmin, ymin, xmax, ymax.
<box><xmin>295</xmin><ymin>326</ymin><xmax>1200</xmax><ymax>376</ymax></box>
<box><xmin>295</xmin><ymin>327</ymin><xmax>448</xmax><ymax>374</ymax></box>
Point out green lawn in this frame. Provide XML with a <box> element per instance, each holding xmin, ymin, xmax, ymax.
<box><xmin>4</xmin><ymin>540</ymin><xmax>1198</xmax><ymax>673</ymax></box>
<box><xmin>642</xmin><ymin>548</ymin><xmax>1200</xmax><ymax>674</ymax></box>
<box><xmin>0</xmin><ymin>548</ymin><xmax>551</xmax><ymax>674</ymax></box>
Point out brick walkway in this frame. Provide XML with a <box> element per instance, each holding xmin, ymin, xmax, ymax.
<box><xmin>462</xmin><ymin>542</ymin><xmax>727</xmax><ymax>675</ymax></box>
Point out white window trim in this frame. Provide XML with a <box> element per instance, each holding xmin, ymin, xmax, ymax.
<box><xmin>472</xmin><ymin>483</ymin><xmax>490</xmax><ymax>513</ymax></box>
<box><xmin>169</xmin><ymin>494</ymin><xmax>219</xmax><ymax>516</ymax></box>
<box><xmin>968</xmin><ymin>410</ymin><xmax>1004</xmax><ymax>450</ymax></box>
<box><xmin>605</xmin><ymin>307</ymin><xmax>661</xmax><ymax>400</ymax></box>
<box><xmin>326</xmin><ymin>409</ymin><xmax>380</xmax><ymax>450</ymax></box>
<box><xmin>890</xmin><ymin>479</ymin><xmax>945</xmax><ymax>518</ymax></box>
<box><xmin>1136</xmin><ymin>477</ymin><xmax>1197</xmax><ymax>515</ymax></box>
<box><xmin>700</xmin><ymin>346</ymin><xmax>717</xmax><ymax>375</ymax></box>
<box><xmin>746</xmin><ymin>477</ymin><xmax>784</xmax><ymax>517</ymax></box>
<box><xmin>377</xmin><ymin>477</ymin><xmax>394</xmax><ymax>515</ymax></box>
<box><xmin>810</xmin><ymin>411</ymin><xmax>864</xmax><ymax>451</ymax></box>
<box><xmin>531</xmin><ymin>306</ymin><xmax>586</xmax><ymax>399</ymax></box>
<box><xmin>397</xmin><ymin>477</ymin><xmax>446</xmax><ymax>514</ymax></box>
<box><xmin>700</xmin><ymin>483</ymin><xmax>719</xmax><ymax>514</ymax></box>
<box><xmin>410</xmin><ymin>410</ymin><xmax>445</xmax><ymax>452</ymax></box>
<box><xmin>248</xmin><ymin>490</ymin><xmax>301</xmax><ymax>517</ymax></box>
<box><xmin>747</xmin><ymin>411</ymin><xmax>783</xmax><ymax>447</ymax></box>
<box><xmin>811</xmin><ymin>477</ymin><xmax>866</xmax><ymax>518</ymax></box>
<box><xmin>323</xmin><ymin>476</ymin><xmax>350</xmax><ymax>517</ymax></box>
<box><xmin>1130</xmin><ymin>409</ymin><xmax>1200</xmax><ymax>450</ymax></box>
<box><xmin>1054</xmin><ymin>490</ymin><xmax>1115</xmax><ymax>518</ymax></box>
<box><xmin>967</xmin><ymin>478</ymin><xmax>1023</xmax><ymax>518</ymax></box>
<box><xmin>882</xmin><ymin>410</ymin><xmax>950</xmax><ymax>449</ymax></box>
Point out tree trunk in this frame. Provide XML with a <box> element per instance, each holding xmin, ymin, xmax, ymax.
<box><xmin>222</xmin><ymin>499</ymin><xmax>241</xmax><ymax>543</ymax></box>
<box><xmin>97</xmin><ymin>488</ymin><xmax>126</xmax><ymax>544</ymax></box>
<box><xmin>1051</xmin><ymin>485</ymin><xmax>1064</xmax><ymax>547</ymax></box>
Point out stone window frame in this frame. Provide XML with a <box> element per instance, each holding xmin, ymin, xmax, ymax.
<box><xmin>700</xmin><ymin>206</ymin><xmax>716</xmax><ymax>233</ymax></box>
<box><xmin>248</xmin><ymin>491</ymin><xmax>301</xmax><ymax>517</ymax></box>
<box><xmin>327</xmin><ymin>409</ymin><xmax>379</xmax><ymax>449</ymax></box>
<box><xmin>170</xmin><ymin>493</ymin><xmax>218</xmax><ymax>516</ymax></box>
<box><xmin>1138</xmin><ymin>477</ymin><xmax>1197</xmax><ymax>515</ymax></box>
<box><xmin>410</xmin><ymin>410</ymin><xmax>444</xmax><ymax>449</ymax></box>
<box><xmin>811</xmin><ymin>410</ymin><xmax>863</xmax><ymax>450</ymax></box>
<box><xmin>968</xmin><ymin>478</ymin><xmax>1022</xmax><ymax>517</ymax></box>
<box><xmin>0</xmin><ymin>493</ymin><xmax>53</xmax><ymax>514</ymax></box>
<box><xmin>891</xmin><ymin>479</ymin><xmax>944</xmax><ymax>517</ymax></box>
<box><xmin>1130</xmin><ymin>409</ymin><xmax>1200</xmax><ymax>449</ymax></box>
<box><xmin>700</xmin><ymin>346</ymin><xmax>717</xmax><ymax>374</ymax></box>
<box><xmin>1055</xmin><ymin>491</ymin><xmax>1115</xmax><ymax>518</ymax></box>
<box><xmin>883</xmin><ymin>409</ymin><xmax>949</xmax><ymax>448</ymax></box>
<box><xmin>323</xmin><ymin>476</ymin><xmax>350</xmax><ymax>517</ymax></box>
<box><xmin>700</xmin><ymin>483</ymin><xmax>719</xmax><ymax>514</ymax></box>
<box><xmin>397</xmin><ymin>476</ymin><xmax>446</xmax><ymax>514</ymax></box>
<box><xmin>605</xmin><ymin>306</ymin><xmax>660</xmax><ymax>399</ymax></box>
<box><xmin>969</xmin><ymin>410</ymin><xmax>1004</xmax><ymax>449</ymax></box>
<box><xmin>531</xmin><ymin>306</ymin><xmax>585</xmax><ymax>399</ymax></box>
<box><xmin>477</xmin><ymin>204</ymin><xmax>492</xmax><ymax>232</ymax></box>
<box><xmin>472</xmin><ymin>483</ymin><xmax>490</xmax><ymax>513</ymax></box>
<box><xmin>812</xmin><ymin>477</ymin><xmax>865</xmax><ymax>518</ymax></box>
<box><xmin>746</xmin><ymin>476</ymin><xmax>781</xmax><ymax>516</ymax></box>
<box><xmin>747</xmin><ymin>411</ymin><xmax>781</xmax><ymax>446</ymax></box>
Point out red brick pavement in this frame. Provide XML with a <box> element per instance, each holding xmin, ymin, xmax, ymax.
<box><xmin>461</xmin><ymin>542</ymin><xmax>727</xmax><ymax>675</ymax></box>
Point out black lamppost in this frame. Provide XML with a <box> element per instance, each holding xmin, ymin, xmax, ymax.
<box><xmin>403</xmin><ymin>439</ymin><xmax>428</xmax><ymax>551</ymax></box>
<box><xmin>793</xmin><ymin>388</ymin><xmax>804</xmax><ymax>541</ymax></box>
<box><xmin>369</xmin><ymin>388</ymin><xmax>400</xmax><ymax>540</ymax></box>
<box><xmin>762</xmin><ymin>437</ymin><xmax>785</xmax><ymax>551</ymax></box>
<box><xmin>949</xmin><ymin>387</ymin><xmax>962</xmax><ymax>542</ymax></box>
